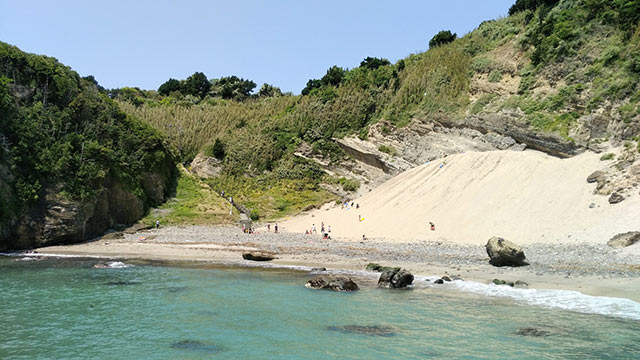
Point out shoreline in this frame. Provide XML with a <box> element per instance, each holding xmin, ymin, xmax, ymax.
<box><xmin>23</xmin><ymin>225</ymin><xmax>640</xmax><ymax>304</ymax></box>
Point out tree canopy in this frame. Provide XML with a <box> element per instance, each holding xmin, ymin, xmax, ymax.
<box><xmin>429</xmin><ymin>30</ymin><xmax>457</xmax><ymax>48</ymax></box>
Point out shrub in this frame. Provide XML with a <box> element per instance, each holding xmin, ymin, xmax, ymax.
<box><xmin>600</xmin><ymin>152</ymin><xmax>615</xmax><ymax>160</ymax></box>
<box><xmin>488</xmin><ymin>70</ymin><xmax>503</xmax><ymax>82</ymax></box>
<box><xmin>429</xmin><ymin>30</ymin><xmax>457</xmax><ymax>48</ymax></box>
<box><xmin>378</xmin><ymin>144</ymin><xmax>397</xmax><ymax>156</ymax></box>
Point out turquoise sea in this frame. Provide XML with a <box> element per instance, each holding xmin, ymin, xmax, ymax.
<box><xmin>1</xmin><ymin>256</ymin><xmax>639</xmax><ymax>359</ymax></box>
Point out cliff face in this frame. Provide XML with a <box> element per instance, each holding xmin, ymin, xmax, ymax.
<box><xmin>0</xmin><ymin>42</ymin><xmax>178</xmax><ymax>250</ymax></box>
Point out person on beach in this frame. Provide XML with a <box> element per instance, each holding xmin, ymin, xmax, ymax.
<box><xmin>356</xmin><ymin>203</ymin><xmax>359</xmax><ymax>209</ymax></box>
<box><xmin>312</xmin><ymin>224</ymin><xmax>317</xmax><ymax>234</ymax></box>
<box><xmin>274</xmin><ymin>223</ymin><xmax>278</xmax><ymax>233</ymax></box>
<box><xmin>267</xmin><ymin>224</ymin><xmax>271</xmax><ymax>232</ymax></box>
<box><xmin>430</xmin><ymin>222</ymin><xmax>435</xmax><ymax>231</ymax></box>
<box><xmin>305</xmin><ymin>229</ymin><xmax>309</xmax><ymax>235</ymax></box>
<box><xmin>328</xmin><ymin>225</ymin><xmax>331</xmax><ymax>233</ymax></box>
<box><xmin>362</xmin><ymin>234</ymin><xmax>367</xmax><ymax>241</ymax></box>
<box><xmin>321</xmin><ymin>222</ymin><xmax>325</xmax><ymax>233</ymax></box>
<box><xmin>242</xmin><ymin>224</ymin><xmax>246</xmax><ymax>233</ymax></box>
<box><xmin>155</xmin><ymin>220</ymin><xmax>160</xmax><ymax>229</ymax></box>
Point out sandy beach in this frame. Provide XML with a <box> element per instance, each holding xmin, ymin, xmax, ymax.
<box><xmin>33</xmin><ymin>225</ymin><xmax>640</xmax><ymax>303</ymax></box>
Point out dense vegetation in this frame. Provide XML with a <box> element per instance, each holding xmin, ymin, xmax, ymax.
<box><xmin>0</xmin><ymin>41</ymin><xmax>178</xmax><ymax>225</ymax></box>
<box><xmin>109</xmin><ymin>0</ymin><xmax>640</xmax><ymax>224</ymax></box>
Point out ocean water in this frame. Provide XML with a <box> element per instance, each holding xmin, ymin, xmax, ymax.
<box><xmin>1</xmin><ymin>257</ymin><xmax>639</xmax><ymax>359</ymax></box>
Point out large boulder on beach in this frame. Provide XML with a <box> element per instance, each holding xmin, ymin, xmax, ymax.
<box><xmin>377</xmin><ymin>268</ymin><xmax>414</xmax><ymax>289</ymax></box>
<box><xmin>485</xmin><ymin>237</ymin><xmax>528</xmax><ymax>267</ymax></box>
<box><xmin>365</xmin><ymin>263</ymin><xmax>400</xmax><ymax>273</ymax></box>
<box><xmin>305</xmin><ymin>275</ymin><xmax>359</xmax><ymax>292</ymax></box>
<box><xmin>242</xmin><ymin>252</ymin><xmax>276</xmax><ymax>261</ymax></box>
<box><xmin>607</xmin><ymin>231</ymin><xmax>640</xmax><ymax>248</ymax></box>
<box><xmin>586</xmin><ymin>170</ymin><xmax>606</xmax><ymax>184</ymax></box>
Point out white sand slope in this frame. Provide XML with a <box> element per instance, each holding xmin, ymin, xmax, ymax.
<box><xmin>282</xmin><ymin>150</ymin><xmax>640</xmax><ymax>245</ymax></box>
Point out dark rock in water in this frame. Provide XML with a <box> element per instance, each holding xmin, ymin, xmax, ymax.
<box><xmin>492</xmin><ymin>279</ymin><xmax>517</xmax><ymax>287</ymax></box>
<box><xmin>607</xmin><ymin>231</ymin><xmax>640</xmax><ymax>248</ymax></box>
<box><xmin>327</xmin><ymin>325</ymin><xmax>396</xmax><ymax>337</ymax></box>
<box><xmin>608</xmin><ymin>192</ymin><xmax>624</xmax><ymax>204</ymax></box>
<box><xmin>365</xmin><ymin>263</ymin><xmax>400</xmax><ymax>273</ymax></box>
<box><xmin>433</xmin><ymin>278</ymin><xmax>444</xmax><ymax>284</ymax></box>
<box><xmin>170</xmin><ymin>340</ymin><xmax>222</xmax><ymax>353</ymax></box>
<box><xmin>441</xmin><ymin>276</ymin><xmax>452</xmax><ymax>282</ymax></box>
<box><xmin>515</xmin><ymin>327</ymin><xmax>550</xmax><ymax>337</ymax></box>
<box><xmin>378</xmin><ymin>268</ymin><xmax>414</xmax><ymax>288</ymax></box>
<box><xmin>105</xmin><ymin>280</ymin><xmax>140</xmax><ymax>286</ymax></box>
<box><xmin>306</xmin><ymin>275</ymin><xmax>359</xmax><ymax>292</ymax></box>
<box><xmin>310</xmin><ymin>267</ymin><xmax>327</xmax><ymax>272</ymax></box>
<box><xmin>486</xmin><ymin>237</ymin><xmax>528</xmax><ymax>267</ymax></box>
<box><xmin>242</xmin><ymin>252</ymin><xmax>276</xmax><ymax>261</ymax></box>
<box><xmin>450</xmin><ymin>275</ymin><xmax>463</xmax><ymax>281</ymax></box>
<box><xmin>586</xmin><ymin>170</ymin><xmax>606</xmax><ymax>184</ymax></box>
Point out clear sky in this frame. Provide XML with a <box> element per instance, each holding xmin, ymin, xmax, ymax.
<box><xmin>1</xmin><ymin>1</ymin><xmax>514</xmax><ymax>94</ymax></box>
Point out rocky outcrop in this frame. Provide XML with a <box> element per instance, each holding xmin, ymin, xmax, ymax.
<box><xmin>485</xmin><ymin>237</ymin><xmax>528</xmax><ymax>267</ymax></box>
<box><xmin>190</xmin><ymin>152</ymin><xmax>222</xmax><ymax>178</ymax></box>
<box><xmin>305</xmin><ymin>275</ymin><xmax>359</xmax><ymax>292</ymax></box>
<box><xmin>586</xmin><ymin>170</ymin><xmax>606</xmax><ymax>184</ymax></box>
<box><xmin>608</xmin><ymin>192</ymin><xmax>625</xmax><ymax>204</ymax></box>
<box><xmin>242</xmin><ymin>252</ymin><xmax>276</xmax><ymax>261</ymax></box>
<box><xmin>515</xmin><ymin>327</ymin><xmax>550</xmax><ymax>337</ymax></box>
<box><xmin>492</xmin><ymin>279</ymin><xmax>529</xmax><ymax>287</ymax></box>
<box><xmin>335</xmin><ymin>137</ymin><xmax>411</xmax><ymax>175</ymax></box>
<box><xmin>5</xmin><ymin>167</ymin><xmax>175</xmax><ymax>250</ymax></box>
<box><xmin>439</xmin><ymin>111</ymin><xmax>581</xmax><ymax>158</ymax></box>
<box><xmin>377</xmin><ymin>268</ymin><xmax>414</xmax><ymax>289</ymax></box>
<box><xmin>607</xmin><ymin>231</ymin><xmax>640</xmax><ymax>248</ymax></box>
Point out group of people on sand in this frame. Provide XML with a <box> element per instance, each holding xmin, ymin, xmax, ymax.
<box><xmin>241</xmin><ymin>224</ymin><xmax>255</xmax><ymax>234</ymax></box>
<box><xmin>266</xmin><ymin>223</ymin><xmax>279</xmax><ymax>233</ymax></box>
<box><xmin>341</xmin><ymin>201</ymin><xmax>359</xmax><ymax>210</ymax></box>
<box><xmin>305</xmin><ymin>222</ymin><xmax>332</xmax><ymax>239</ymax></box>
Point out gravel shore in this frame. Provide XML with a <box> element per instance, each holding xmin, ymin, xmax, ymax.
<box><xmin>135</xmin><ymin>225</ymin><xmax>640</xmax><ymax>278</ymax></box>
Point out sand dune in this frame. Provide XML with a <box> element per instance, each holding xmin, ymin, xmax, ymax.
<box><xmin>282</xmin><ymin>150</ymin><xmax>640</xmax><ymax>245</ymax></box>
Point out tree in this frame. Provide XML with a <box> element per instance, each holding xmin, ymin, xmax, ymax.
<box><xmin>429</xmin><ymin>30</ymin><xmax>457</xmax><ymax>48</ymax></box>
<box><xmin>257</xmin><ymin>83</ymin><xmax>283</xmax><ymax>97</ymax></box>
<box><xmin>321</xmin><ymin>65</ymin><xmax>345</xmax><ymax>86</ymax></box>
<box><xmin>158</xmin><ymin>78</ymin><xmax>182</xmax><ymax>96</ymax></box>
<box><xmin>360</xmin><ymin>57</ymin><xmax>391</xmax><ymax>70</ymax></box>
<box><xmin>211</xmin><ymin>76</ymin><xmax>256</xmax><ymax>100</ymax></box>
<box><xmin>301</xmin><ymin>79</ymin><xmax>322</xmax><ymax>95</ymax></box>
<box><xmin>183</xmin><ymin>72</ymin><xmax>211</xmax><ymax>98</ymax></box>
<box><xmin>211</xmin><ymin>138</ymin><xmax>225</xmax><ymax>160</ymax></box>
<box><xmin>508</xmin><ymin>0</ymin><xmax>559</xmax><ymax>15</ymax></box>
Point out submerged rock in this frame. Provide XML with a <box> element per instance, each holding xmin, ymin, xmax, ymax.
<box><xmin>327</xmin><ymin>325</ymin><xmax>396</xmax><ymax>337</ymax></box>
<box><xmin>104</xmin><ymin>280</ymin><xmax>140</xmax><ymax>286</ymax></box>
<box><xmin>433</xmin><ymin>279</ymin><xmax>444</xmax><ymax>284</ymax></box>
<box><xmin>242</xmin><ymin>252</ymin><xmax>276</xmax><ymax>261</ymax></box>
<box><xmin>378</xmin><ymin>268</ymin><xmax>414</xmax><ymax>289</ymax></box>
<box><xmin>170</xmin><ymin>340</ymin><xmax>222</xmax><ymax>353</ymax></box>
<box><xmin>485</xmin><ymin>237</ymin><xmax>528</xmax><ymax>267</ymax></box>
<box><xmin>607</xmin><ymin>231</ymin><xmax>640</xmax><ymax>248</ymax></box>
<box><xmin>492</xmin><ymin>279</ymin><xmax>515</xmax><ymax>287</ymax></box>
<box><xmin>515</xmin><ymin>327</ymin><xmax>550</xmax><ymax>337</ymax></box>
<box><xmin>305</xmin><ymin>275</ymin><xmax>359</xmax><ymax>292</ymax></box>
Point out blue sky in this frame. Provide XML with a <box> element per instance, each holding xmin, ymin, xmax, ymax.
<box><xmin>1</xmin><ymin>1</ymin><xmax>514</xmax><ymax>94</ymax></box>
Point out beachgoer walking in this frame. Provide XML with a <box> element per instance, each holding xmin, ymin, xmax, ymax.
<box><xmin>274</xmin><ymin>223</ymin><xmax>278</xmax><ymax>233</ymax></box>
<box><xmin>312</xmin><ymin>224</ymin><xmax>317</xmax><ymax>234</ymax></box>
<box><xmin>155</xmin><ymin>220</ymin><xmax>160</xmax><ymax>229</ymax></box>
<box><xmin>321</xmin><ymin>222</ymin><xmax>325</xmax><ymax>233</ymax></box>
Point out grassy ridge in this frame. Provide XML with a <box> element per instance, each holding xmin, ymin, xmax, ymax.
<box><xmin>119</xmin><ymin>0</ymin><xmax>640</xmax><ymax>225</ymax></box>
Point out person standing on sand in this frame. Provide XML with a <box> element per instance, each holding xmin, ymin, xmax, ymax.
<box><xmin>274</xmin><ymin>223</ymin><xmax>279</xmax><ymax>233</ymax></box>
<box><xmin>312</xmin><ymin>224</ymin><xmax>317</xmax><ymax>234</ymax></box>
<box><xmin>267</xmin><ymin>224</ymin><xmax>271</xmax><ymax>232</ymax></box>
<box><xmin>321</xmin><ymin>222</ymin><xmax>325</xmax><ymax>233</ymax></box>
<box><xmin>328</xmin><ymin>225</ymin><xmax>331</xmax><ymax>233</ymax></box>
<box><xmin>155</xmin><ymin>220</ymin><xmax>160</xmax><ymax>229</ymax></box>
